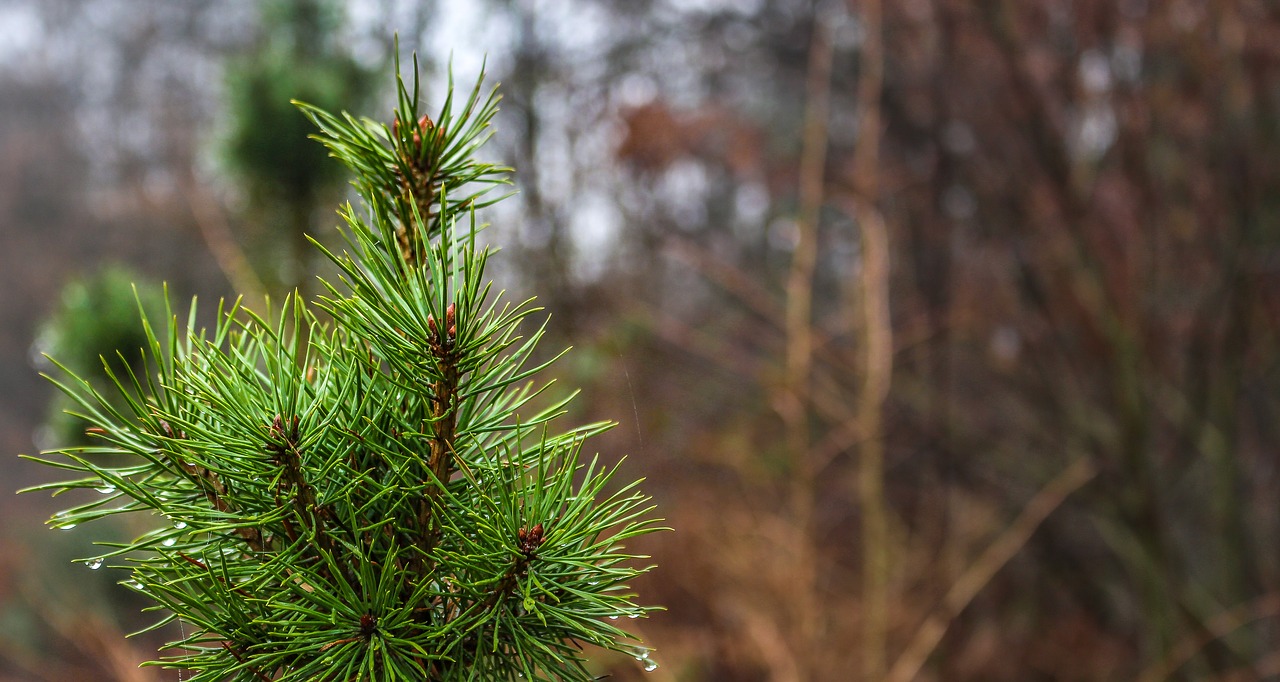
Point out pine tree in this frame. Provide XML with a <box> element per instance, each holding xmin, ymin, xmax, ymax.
<box><xmin>23</xmin><ymin>56</ymin><xmax>664</xmax><ymax>681</ymax></box>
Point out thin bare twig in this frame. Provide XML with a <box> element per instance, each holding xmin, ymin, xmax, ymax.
<box><xmin>724</xmin><ymin>598</ymin><xmax>804</xmax><ymax>682</ymax></box>
<box><xmin>855</xmin><ymin>199</ymin><xmax>892</xmax><ymax>681</ymax></box>
<box><xmin>38</xmin><ymin>598</ymin><xmax>158</xmax><ymax>682</ymax></box>
<box><xmin>1138</xmin><ymin>592</ymin><xmax>1280</xmax><ymax>682</ymax></box>
<box><xmin>179</xmin><ymin>174</ymin><xmax>268</xmax><ymax>305</ymax></box>
<box><xmin>663</xmin><ymin>235</ymin><xmax>784</xmax><ymax>324</ymax></box>
<box><xmin>1213</xmin><ymin>649</ymin><xmax>1280</xmax><ymax>682</ymax></box>
<box><xmin>887</xmin><ymin>457</ymin><xmax>1097</xmax><ymax>682</ymax></box>
<box><xmin>783</xmin><ymin>10</ymin><xmax>835</xmax><ymax>674</ymax></box>
<box><xmin>843</xmin><ymin>0</ymin><xmax>889</xmax><ymax>677</ymax></box>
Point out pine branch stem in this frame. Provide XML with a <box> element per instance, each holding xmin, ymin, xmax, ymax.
<box><xmin>420</xmin><ymin>305</ymin><xmax>460</xmax><ymax>564</ymax></box>
<box><xmin>160</xmin><ymin>420</ymin><xmax>267</xmax><ymax>553</ymax></box>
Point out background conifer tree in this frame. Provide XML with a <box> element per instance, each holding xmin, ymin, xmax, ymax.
<box><xmin>31</xmin><ymin>265</ymin><xmax>168</xmax><ymax>450</ymax></box>
<box><xmin>24</xmin><ymin>57</ymin><xmax>663</xmax><ymax>681</ymax></box>
<box><xmin>221</xmin><ymin>0</ymin><xmax>377</xmax><ymax>296</ymax></box>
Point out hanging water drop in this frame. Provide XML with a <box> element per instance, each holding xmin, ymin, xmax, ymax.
<box><xmin>173</xmin><ymin>521</ymin><xmax>187</xmax><ymax>530</ymax></box>
<box><xmin>162</xmin><ymin>538</ymin><xmax>176</xmax><ymax>547</ymax></box>
<box><xmin>85</xmin><ymin>558</ymin><xmax>104</xmax><ymax>570</ymax></box>
<box><xmin>608</xmin><ymin>615</ymin><xmax>619</xmax><ymax>620</ymax></box>
<box><xmin>96</xmin><ymin>484</ymin><xmax>116</xmax><ymax>495</ymax></box>
<box><xmin>643</xmin><ymin>658</ymin><xmax>658</xmax><ymax>672</ymax></box>
<box><xmin>628</xmin><ymin>613</ymin><xmax>640</xmax><ymax>619</ymax></box>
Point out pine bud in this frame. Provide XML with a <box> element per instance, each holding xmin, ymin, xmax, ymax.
<box><xmin>413</xmin><ymin>115</ymin><xmax>433</xmax><ymax>148</ymax></box>
<box><xmin>517</xmin><ymin>523</ymin><xmax>546</xmax><ymax>557</ymax></box>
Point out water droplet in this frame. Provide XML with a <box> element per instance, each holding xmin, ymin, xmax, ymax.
<box><xmin>162</xmin><ymin>538</ymin><xmax>176</xmax><ymax>547</ymax></box>
<box><xmin>127</xmin><ymin>580</ymin><xmax>146</xmax><ymax>592</ymax></box>
<box><xmin>85</xmin><ymin>558</ymin><xmax>104</xmax><ymax>570</ymax></box>
<box><xmin>96</xmin><ymin>485</ymin><xmax>116</xmax><ymax>495</ymax></box>
<box><xmin>173</xmin><ymin>521</ymin><xmax>187</xmax><ymax>530</ymax></box>
<box><xmin>608</xmin><ymin>615</ymin><xmax>619</xmax><ymax>620</ymax></box>
<box><xmin>587</xmin><ymin>581</ymin><xmax>599</xmax><ymax>585</ymax></box>
<box><xmin>628</xmin><ymin>613</ymin><xmax>640</xmax><ymax>619</ymax></box>
<box><xmin>643</xmin><ymin>659</ymin><xmax>658</xmax><ymax>672</ymax></box>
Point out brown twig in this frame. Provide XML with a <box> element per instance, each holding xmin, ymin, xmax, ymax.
<box><xmin>221</xmin><ymin>641</ymin><xmax>273</xmax><ymax>682</ymax></box>
<box><xmin>887</xmin><ymin>457</ymin><xmax>1097</xmax><ymax>682</ymax></box>
<box><xmin>1137</xmin><ymin>592</ymin><xmax>1280</xmax><ymax>682</ymax></box>
<box><xmin>179</xmin><ymin>174</ymin><xmax>268</xmax><ymax>305</ymax></box>
<box><xmin>663</xmin><ymin>235</ymin><xmax>784</xmax><ymax>325</ymax></box>
<box><xmin>720</xmin><ymin>597</ymin><xmax>803</xmax><ymax>682</ymax></box>
<box><xmin>29</xmin><ymin>592</ymin><xmax>158</xmax><ymax>682</ymax></box>
<box><xmin>841</xmin><ymin>0</ymin><xmax>889</xmax><ymax>677</ymax></box>
<box><xmin>159</xmin><ymin>419</ymin><xmax>265</xmax><ymax>552</ymax></box>
<box><xmin>782</xmin><ymin>13</ymin><xmax>835</xmax><ymax>673</ymax></box>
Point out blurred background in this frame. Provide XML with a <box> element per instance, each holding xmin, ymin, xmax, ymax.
<box><xmin>2</xmin><ymin>0</ymin><xmax>1280</xmax><ymax>680</ymax></box>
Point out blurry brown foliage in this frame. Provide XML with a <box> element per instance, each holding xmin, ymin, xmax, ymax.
<box><xmin>593</xmin><ymin>1</ymin><xmax>1280</xmax><ymax>680</ymax></box>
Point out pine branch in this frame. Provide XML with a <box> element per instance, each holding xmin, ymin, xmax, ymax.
<box><xmin>22</xmin><ymin>53</ymin><xmax>665</xmax><ymax>681</ymax></box>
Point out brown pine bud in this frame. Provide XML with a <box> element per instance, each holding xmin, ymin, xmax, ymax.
<box><xmin>414</xmin><ymin>115</ymin><xmax>433</xmax><ymax>148</ymax></box>
<box><xmin>445</xmin><ymin>302</ymin><xmax>456</xmax><ymax>327</ymax></box>
<box><xmin>412</xmin><ymin>117</ymin><xmax>433</xmax><ymax>148</ymax></box>
<box><xmin>427</xmin><ymin>314</ymin><xmax>437</xmax><ymax>334</ymax></box>
<box><xmin>517</xmin><ymin>523</ymin><xmax>546</xmax><ymax>556</ymax></box>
